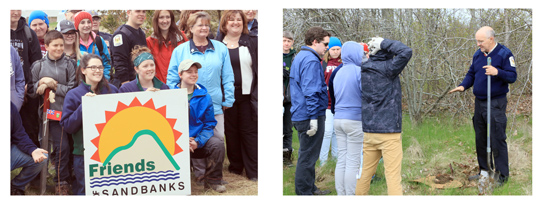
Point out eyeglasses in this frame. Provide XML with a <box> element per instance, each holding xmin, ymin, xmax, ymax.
<box><xmin>87</xmin><ymin>65</ymin><xmax>104</xmax><ymax>71</ymax></box>
<box><xmin>323</xmin><ymin>42</ymin><xmax>329</xmax><ymax>47</ymax></box>
<box><xmin>92</xmin><ymin>17</ymin><xmax>101</xmax><ymax>22</ymax></box>
<box><xmin>64</xmin><ymin>32</ymin><xmax>76</xmax><ymax>36</ymax></box>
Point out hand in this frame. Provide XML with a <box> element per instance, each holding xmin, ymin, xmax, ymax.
<box><xmin>448</xmin><ymin>86</ymin><xmax>465</xmax><ymax>94</ymax></box>
<box><xmin>31</xmin><ymin>148</ymin><xmax>48</xmax><ymax>163</ymax></box>
<box><xmin>84</xmin><ymin>92</ymin><xmax>96</xmax><ymax>97</ymax></box>
<box><xmin>189</xmin><ymin>137</ymin><xmax>197</xmax><ymax>152</ymax></box>
<box><xmin>367</xmin><ymin>37</ymin><xmax>384</xmax><ymax>55</ymax></box>
<box><xmin>222</xmin><ymin>106</ymin><xmax>231</xmax><ymax>111</ymax></box>
<box><xmin>146</xmin><ymin>87</ymin><xmax>160</xmax><ymax>92</ymax></box>
<box><xmin>483</xmin><ymin>65</ymin><xmax>498</xmax><ymax>76</ymax></box>
<box><xmin>306</xmin><ymin>119</ymin><xmax>318</xmax><ymax>137</ymax></box>
<box><xmin>36</xmin><ymin>84</ymin><xmax>48</xmax><ymax>95</ymax></box>
<box><xmin>40</xmin><ymin>77</ymin><xmax>57</xmax><ymax>89</ymax></box>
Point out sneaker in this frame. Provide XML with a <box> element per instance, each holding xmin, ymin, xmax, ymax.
<box><xmin>205</xmin><ymin>183</ymin><xmax>226</xmax><ymax>193</ymax></box>
<box><xmin>312</xmin><ymin>188</ymin><xmax>331</xmax><ymax>195</ymax></box>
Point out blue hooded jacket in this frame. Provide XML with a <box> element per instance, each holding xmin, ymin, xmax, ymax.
<box><xmin>361</xmin><ymin>39</ymin><xmax>412</xmax><ymax>133</ymax></box>
<box><xmin>332</xmin><ymin>41</ymin><xmax>363</xmax><ymax>121</ymax></box>
<box><xmin>289</xmin><ymin>46</ymin><xmax>328</xmax><ymax>121</ymax></box>
<box><xmin>174</xmin><ymin>83</ymin><xmax>216</xmax><ymax>149</ymax></box>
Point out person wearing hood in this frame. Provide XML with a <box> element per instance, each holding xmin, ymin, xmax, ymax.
<box><xmin>355</xmin><ymin>37</ymin><xmax>412</xmax><ymax>196</ymax></box>
<box><xmin>282</xmin><ymin>31</ymin><xmax>296</xmax><ymax>167</ymax></box>
<box><xmin>331</xmin><ymin>41</ymin><xmax>364</xmax><ymax>195</ymax></box>
<box><xmin>319</xmin><ymin>36</ymin><xmax>342</xmax><ymax>166</ymax></box>
<box><xmin>28</xmin><ymin>10</ymin><xmax>49</xmax><ymax>56</ymax></box>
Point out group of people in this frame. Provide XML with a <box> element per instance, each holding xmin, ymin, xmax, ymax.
<box><xmin>283</xmin><ymin>25</ymin><xmax>515</xmax><ymax>195</ymax></box>
<box><xmin>10</xmin><ymin>9</ymin><xmax>259</xmax><ymax>195</ymax></box>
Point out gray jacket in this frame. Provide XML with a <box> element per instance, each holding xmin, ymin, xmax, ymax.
<box><xmin>29</xmin><ymin>53</ymin><xmax>76</xmax><ymax>112</ymax></box>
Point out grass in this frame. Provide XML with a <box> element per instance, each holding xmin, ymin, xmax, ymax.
<box><xmin>283</xmin><ymin>113</ymin><xmax>532</xmax><ymax>195</ymax></box>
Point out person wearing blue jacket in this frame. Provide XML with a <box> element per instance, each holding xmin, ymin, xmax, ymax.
<box><xmin>11</xmin><ymin>102</ymin><xmax>48</xmax><ymax>195</ymax></box>
<box><xmin>74</xmin><ymin>11</ymin><xmax>112</xmax><ymax>80</ymax></box>
<box><xmin>119</xmin><ymin>46</ymin><xmax>169</xmax><ymax>93</ymax></box>
<box><xmin>167</xmin><ymin>11</ymin><xmax>233</xmax><ymax>183</ymax></box>
<box><xmin>331</xmin><ymin>41</ymin><xmax>365</xmax><ymax>195</ymax></box>
<box><xmin>10</xmin><ymin>45</ymin><xmax>25</xmax><ymax>111</ymax></box>
<box><xmin>355</xmin><ymin>37</ymin><xmax>412</xmax><ymax>196</ymax></box>
<box><xmin>289</xmin><ymin>26</ymin><xmax>331</xmax><ymax>195</ymax></box>
<box><xmin>61</xmin><ymin>54</ymin><xmax>119</xmax><ymax>195</ymax></box>
<box><xmin>449</xmin><ymin>26</ymin><xmax>517</xmax><ymax>187</ymax></box>
<box><xmin>174</xmin><ymin>59</ymin><xmax>226</xmax><ymax>193</ymax></box>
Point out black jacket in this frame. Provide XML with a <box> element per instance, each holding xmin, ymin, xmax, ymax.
<box><xmin>10</xmin><ymin>17</ymin><xmax>42</xmax><ymax>85</ymax></box>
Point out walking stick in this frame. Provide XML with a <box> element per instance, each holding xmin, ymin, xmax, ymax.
<box><xmin>40</xmin><ymin>89</ymin><xmax>51</xmax><ymax>195</ymax></box>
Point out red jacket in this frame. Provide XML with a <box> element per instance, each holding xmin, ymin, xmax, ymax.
<box><xmin>146</xmin><ymin>31</ymin><xmax>188</xmax><ymax>83</ymax></box>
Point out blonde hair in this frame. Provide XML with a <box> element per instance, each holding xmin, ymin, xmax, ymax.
<box><xmin>185</xmin><ymin>11</ymin><xmax>211</xmax><ymax>39</ymax></box>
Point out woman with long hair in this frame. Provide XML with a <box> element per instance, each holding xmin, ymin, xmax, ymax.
<box><xmin>147</xmin><ymin>10</ymin><xmax>188</xmax><ymax>83</ymax></box>
<box><xmin>73</xmin><ymin>11</ymin><xmax>112</xmax><ymax>80</ymax></box>
<box><xmin>60</xmin><ymin>54</ymin><xmax>118</xmax><ymax>195</ymax></box>
<box><xmin>216</xmin><ymin>10</ymin><xmax>258</xmax><ymax>181</ymax></box>
<box><xmin>57</xmin><ymin>20</ymin><xmax>82</xmax><ymax>62</ymax></box>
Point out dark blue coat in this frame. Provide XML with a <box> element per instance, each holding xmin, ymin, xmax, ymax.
<box><xmin>118</xmin><ymin>75</ymin><xmax>169</xmax><ymax>93</ymax></box>
<box><xmin>361</xmin><ymin>39</ymin><xmax>412</xmax><ymax>133</ymax></box>
<box><xmin>11</xmin><ymin>102</ymin><xmax>38</xmax><ymax>156</ymax></box>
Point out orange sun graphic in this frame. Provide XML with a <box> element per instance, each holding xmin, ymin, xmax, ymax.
<box><xmin>90</xmin><ymin>97</ymin><xmax>183</xmax><ymax>163</ymax></box>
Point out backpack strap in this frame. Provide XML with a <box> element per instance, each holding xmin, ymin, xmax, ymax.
<box><xmin>94</xmin><ymin>34</ymin><xmax>104</xmax><ymax>57</ymax></box>
<box><xmin>24</xmin><ymin>26</ymin><xmax>33</xmax><ymax>45</ymax></box>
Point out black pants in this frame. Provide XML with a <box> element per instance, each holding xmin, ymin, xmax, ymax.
<box><xmin>19</xmin><ymin>97</ymin><xmax>40</xmax><ymax>147</ymax></box>
<box><xmin>473</xmin><ymin>96</ymin><xmax>509</xmax><ymax>180</ymax></box>
<box><xmin>283</xmin><ymin>102</ymin><xmax>293</xmax><ymax>151</ymax></box>
<box><xmin>191</xmin><ymin>136</ymin><xmax>225</xmax><ymax>185</ymax></box>
<box><xmin>224</xmin><ymin>94</ymin><xmax>258</xmax><ymax>179</ymax></box>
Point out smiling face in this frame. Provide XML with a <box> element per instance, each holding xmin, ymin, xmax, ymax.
<box><xmin>82</xmin><ymin>58</ymin><xmax>104</xmax><ymax>85</ymax></box>
<box><xmin>475</xmin><ymin>29</ymin><xmax>495</xmax><ymax>53</ymax></box>
<box><xmin>45</xmin><ymin>38</ymin><xmax>64</xmax><ymax>60</ymax></box>
<box><xmin>78</xmin><ymin>19</ymin><xmax>93</xmax><ymax>35</ymax></box>
<box><xmin>243</xmin><ymin>10</ymin><xmax>257</xmax><ymax>22</ymax></box>
<box><xmin>62</xmin><ymin>31</ymin><xmax>77</xmax><ymax>45</ymax></box>
<box><xmin>128</xmin><ymin>10</ymin><xmax>147</xmax><ymax>27</ymax></box>
<box><xmin>226</xmin><ymin>13</ymin><xmax>243</xmax><ymax>35</ymax></box>
<box><xmin>91</xmin><ymin>16</ymin><xmax>101</xmax><ymax>32</ymax></box>
<box><xmin>190</xmin><ymin>18</ymin><xmax>210</xmax><ymax>39</ymax></box>
<box><xmin>30</xmin><ymin>19</ymin><xmax>48</xmax><ymax>39</ymax></box>
<box><xmin>136</xmin><ymin>60</ymin><xmax>156</xmax><ymax>82</ymax></box>
<box><xmin>179</xmin><ymin>65</ymin><xmax>199</xmax><ymax>88</ymax></box>
<box><xmin>10</xmin><ymin>10</ymin><xmax>21</xmax><ymax>24</ymax></box>
<box><xmin>157</xmin><ymin>10</ymin><xmax>172</xmax><ymax>32</ymax></box>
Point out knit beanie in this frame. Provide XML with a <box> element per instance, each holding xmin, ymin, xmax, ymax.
<box><xmin>327</xmin><ymin>36</ymin><xmax>342</xmax><ymax>50</ymax></box>
<box><xmin>73</xmin><ymin>11</ymin><xmax>93</xmax><ymax>30</ymax></box>
<box><xmin>28</xmin><ymin>10</ymin><xmax>49</xmax><ymax>27</ymax></box>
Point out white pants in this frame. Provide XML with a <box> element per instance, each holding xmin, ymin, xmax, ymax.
<box><xmin>334</xmin><ymin>119</ymin><xmax>364</xmax><ymax>195</ymax></box>
<box><xmin>319</xmin><ymin>109</ymin><xmax>337</xmax><ymax>164</ymax></box>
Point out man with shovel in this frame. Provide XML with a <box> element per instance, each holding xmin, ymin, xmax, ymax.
<box><xmin>449</xmin><ymin>26</ymin><xmax>517</xmax><ymax>188</ymax></box>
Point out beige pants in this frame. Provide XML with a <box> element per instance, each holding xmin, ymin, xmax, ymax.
<box><xmin>355</xmin><ymin>132</ymin><xmax>403</xmax><ymax>195</ymax></box>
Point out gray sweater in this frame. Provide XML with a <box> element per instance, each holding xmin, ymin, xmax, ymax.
<box><xmin>29</xmin><ymin>53</ymin><xmax>76</xmax><ymax>112</ymax></box>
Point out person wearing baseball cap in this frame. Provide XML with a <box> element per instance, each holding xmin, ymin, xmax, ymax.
<box><xmin>174</xmin><ymin>59</ymin><xmax>226</xmax><ymax>193</ymax></box>
<box><xmin>57</xmin><ymin>20</ymin><xmax>82</xmax><ymax>61</ymax></box>
<box><xmin>87</xmin><ymin>10</ymin><xmax>113</xmax><ymax>49</ymax></box>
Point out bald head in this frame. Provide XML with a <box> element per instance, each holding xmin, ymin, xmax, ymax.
<box><xmin>475</xmin><ymin>26</ymin><xmax>496</xmax><ymax>53</ymax></box>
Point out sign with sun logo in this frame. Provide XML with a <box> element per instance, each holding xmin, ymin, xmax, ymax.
<box><xmin>82</xmin><ymin>89</ymin><xmax>190</xmax><ymax>195</ymax></box>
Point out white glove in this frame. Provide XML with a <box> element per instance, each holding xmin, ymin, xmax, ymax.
<box><xmin>306</xmin><ymin>119</ymin><xmax>318</xmax><ymax>137</ymax></box>
<box><xmin>367</xmin><ymin>37</ymin><xmax>384</xmax><ymax>55</ymax></box>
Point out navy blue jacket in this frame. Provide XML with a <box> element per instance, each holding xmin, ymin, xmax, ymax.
<box><xmin>459</xmin><ymin>43</ymin><xmax>517</xmax><ymax>100</ymax></box>
<box><xmin>289</xmin><ymin>46</ymin><xmax>328</xmax><ymax>121</ymax></box>
<box><xmin>361</xmin><ymin>39</ymin><xmax>412</xmax><ymax>133</ymax></box>
<box><xmin>118</xmin><ymin>75</ymin><xmax>169</xmax><ymax>93</ymax></box>
<box><xmin>11</xmin><ymin>102</ymin><xmax>38</xmax><ymax>156</ymax></box>
<box><xmin>60</xmin><ymin>82</ymin><xmax>118</xmax><ymax>155</ymax></box>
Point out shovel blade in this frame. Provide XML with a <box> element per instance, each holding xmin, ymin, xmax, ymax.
<box><xmin>478</xmin><ymin>169</ymin><xmax>500</xmax><ymax>195</ymax></box>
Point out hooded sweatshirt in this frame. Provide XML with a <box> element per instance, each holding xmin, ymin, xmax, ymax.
<box><xmin>10</xmin><ymin>17</ymin><xmax>43</xmax><ymax>85</ymax></box>
<box><xmin>11</xmin><ymin>46</ymin><xmax>25</xmax><ymax>111</ymax></box>
<box><xmin>333</xmin><ymin>42</ymin><xmax>363</xmax><ymax>121</ymax></box>
<box><xmin>361</xmin><ymin>39</ymin><xmax>412</xmax><ymax>133</ymax></box>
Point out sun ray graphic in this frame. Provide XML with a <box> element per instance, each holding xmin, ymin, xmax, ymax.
<box><xmin>91</xmin><ymin>97</ymin><xmax>183</xmax><ymax>163</ymax></box>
